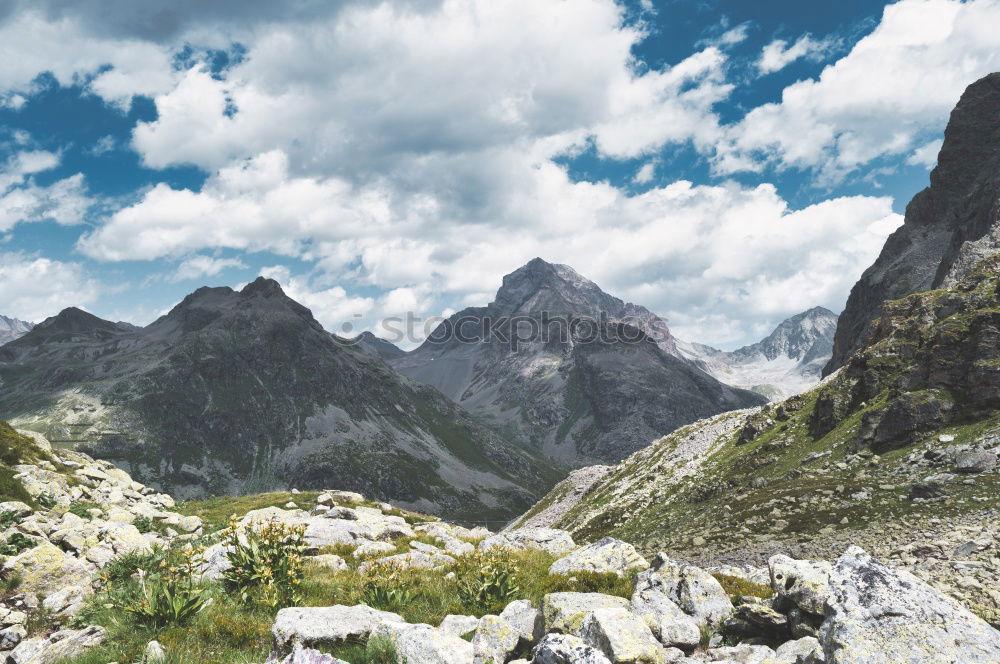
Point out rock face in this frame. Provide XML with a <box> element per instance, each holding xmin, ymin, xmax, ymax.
<box><xmin>677</xmin><ymin>307</ymin><xmax>838</xmax><ymax>401</ymax></box>
<box><xmin>0</xmin><ymin>278</ymin><xmax>558</xmax><ymax>522</ymax></box>
<box><xmin>7</xmin><ymin>625</ymin><xmax>106</xmax><ymax>664</ymax></box>
<box><xmin>0</xmin><ymin>315</ymin><xmax>33</xmax><ymax>347</ymax></box>
<box><xmin>271</xmin><ymin>605</ymin><xmax>403</xmax><ymax>655</ymax></box>
<box><xmin>827</xmin><ymin>72</ymin><xmax>1000</xmax><ymax>374</ymax></box>
<box><xmin>549</xmin><ymin>537</ymin><xmax>649</xmax><ymax>578</ymax></box>
<box><xmin>391</xmin><ymin>258</ymin><xmax>765</xmax><ymax>466</ymax></box>
<box><xmin>821</xmin><ymin>546</ymin><xmax>1000</xmax><ymax>663</ymax></box>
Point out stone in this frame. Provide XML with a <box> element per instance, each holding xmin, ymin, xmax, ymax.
<box><xmin>142</xmin><ymin>640</ymin><xmax>166</xmax><ymax>663</ymax></box>
<box><xmin>353</xmin><ymin>541</ymin><xmax>396</xmax><ymax>558</ymax></box>
<box><xmin>774</xmin><ymin>636</ymin><xmax>822</xmax><ymax>663</ymax></box>
<box><xmin>40</xmin><ymin>585</ymin><xmax>89</xmax><ymax>616</ymax></box>
<box><xmin>630</xmin><ymin>587</ymin><xmax>699</xmax><ymax>649</ymax></box>
<box><xmin>480</xmin><ymin>528</ymin><xmax>576</xmax><ymax>556</ymax></box>
<box><xmin>472</xmin><ymin>615</ymin><xmax>520</xmax><ymax>664</ymax></box>
<box><xmin>676</xmin><ymin>566</ymin><xmax>733</xmax><ymax>630</ymax></box>
<box><xmin>371</xmin><ymin>621</ymin><xmax>473</xmax><ymax>664</ymax></box>
<box><xmin>542</xmin><ymin>592</ymin><xmax>630</xmax><ymax>635</ymax></box>
<box><xmin>706</xmin><ymin>644</ymin><xmax>777</xmax><ymax>663</ymax></box>
<box><xmin>7</xmin><ymin>625</ymin><xmax>106</xmax><ymax>664</ymax></box>
<box><xmin>532</xmin><ymin>633</ymin><xmax>612</xmax><ymax>664</ymax></box>
<box><xmin>358</xmin><ymin>550</ymin><xmax>455</xmax><ymax>572</ymax></box>
<box><xmin>197</xmin><ymin>543</ymin><xmax>233</xmax><ymax>580</ymax></box>
<box><xmin>768</xmin><ymin>555</ymin><xmax>831</xmax><ymax>616</ymax></box>
<box><xmin>266</xmin><ymin>647</ymin><xmax>349</xmax><ymax>664</ymax></box>
<box><xmin>579</xmin><ymin>607</ymin><xmax>666</xmax><ymax>664</ymax></box>
<box><xmin>821</xmin><ymin>546</ymin><xmax>1000</xmax><ymax>663</ymax></box>
<box><xmin>0</xmin><ymin>624</ymin><xmax>26</xmax><ymax>650</ymax></box>
<box><xmin>309</xmin><ymin>554</ymin><xmax>348</xmax><ymax>572</ymax></box>
<box><xmin>439</xmin><ymin>614</ymin><xmax>481</xmax><ymax>638</ymax></box>
<box><xmin>0</xmin><ymin>502</ymin><xmax>33</xmax><ymax>519</ymax></box>
<box><xmin>271</xmin><ymin>605</ymin><xmax>402</xmax><ymax>655</ymax></box>
<box><xmin>722</xmin><ymin>603</ymin><xmax>789</xmax><ymax>640</ymax></box>
<box><xmin>499</xmin><ymin>599</ymin><xmax>543</xmax><ymax>646</ymax></box>
<box><xmin>955</xmin><ymin>450</ymin><xmax>997</xmax><ymax>473</ymax></box>
<box><xmin>549</xmin><ymin>537</ymin><xmax>649</xmax><ymax>578</ymax></box>
<box><xmin>2</xmin><ymin>542</ymin><xmax>95</xmax><ymax>598</ymax></box>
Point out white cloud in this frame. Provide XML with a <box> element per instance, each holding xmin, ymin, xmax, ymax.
<box><xmin>716</xmin><ymin>0</ymin><xmax>1000</xmax><ymax>180</ymax></box>
<box><xmin>0</xmin><ymin>252</ymin><xmax>101</xmax><ymax>321</ymax></box>
<box><xmin>170</xmin><ymin>255</ymin><xmax>246</xmax><ymax>282</ymax></box>
<box><xmin>906</xmin><ymin>138</ymin><xmax>943</xmax><ymax>166</ymax></box>
<box><xmin>0</xmin><ymin>151</ymin><xmax>91</xmax><ymax>231</ymax></box>
<box><xmin>633</xmin><ymin>161</ymin><xmax>656</xmax><ymax>184</ymax></box>
<box><xmin>757</xmin><ymin>35</ymin><xmax>834</xmax><ymax>75</ymax></box>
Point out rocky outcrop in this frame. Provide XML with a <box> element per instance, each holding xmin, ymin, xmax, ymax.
<box><xmin>0</xmin><ymin>279</ymin><xmax>559</xmax><ymax>523</ymax></box>
<box><xmin>827</xmin><ymin>72</ymin><xmax>1000</xmax><ymax>374</ymax></box>
<box><xmin>821</xmin><ymin>546</ymin><xmax>1000</xmax><ymax>663</ymax></box>
<box><xmin>392</xmin><ymin>258</ymin><xmax>765</xmax><ymax>466</ymax></box>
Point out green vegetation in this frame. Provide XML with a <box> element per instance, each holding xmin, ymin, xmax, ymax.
<box><xmin>0</xmin><ymin>532</ymin><xmax>36</xmax><ymax>556</ymax></box>
<box><xmin>68</xmin><ymin>501</ymin><xmax>100</xmax><ymax>519</ymax></box>
<box><xmin>221</xmin><ymin>519</ymin><xmax>308</xmax><ymax>608</ymax></box>
<box><xmin>712</xmin><ymin>573</ymin><xmax>774</xmax><ymax>600</ymax></box>
<box><xmin>454</xmin><ymin>549</ymin><xmax>521</xmax><ymax>615</ymax></box>
<box><xmin>0</xmin><ymin>421</ymin><xmax>55</xmax><ymax>505</ymax></box>
<box><xmin>106</xmin><ymin>545</ymin><xmax>210</xmax><ymax>628</ymax></box>
<box><xmin>174</xmin><ymin>491</ymin><xmax>322</xmax><ymax>532</ymax></box>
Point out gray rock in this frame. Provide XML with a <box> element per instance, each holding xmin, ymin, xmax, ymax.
<box><xmin>266</xmin><ymin>647</ymin><xmax>349</xmax><ymax>664</ymax></box>
<box><xmin>579</xmin><ymin>607</ymin><xmax>666</xmax><ymax>664</ymax></box>
<box><xmin>479</xmin><ymin>528</ymin><xmax>576</xmax><ymax>556</ymax></box>
<box><xmin>372</xmin><ymin>621</ymin><xmax>473</xmax><ymax>664</ymax></box>
<box><xmin>821</xmin><ymin>546</ymin><xmax>1000</xmax><ymax>663</ymax></box>
<box><xmin>676</xmin><ymin>566</ymin><xmax>733</xmax><ymax>630</ymax></box>
<box><xmin>533</xmin><ymin>633</ymin><xmax>612</xmax><ymax>664</ymax></box>
<box><xmin>542</xmin><ymin>592</ymin><xmax>631</xmax><ymax>635</ymax></box>
<box><xmin>7</xmin><ymin>625</ymin><xmax>106</xmax><ymax>664</ymax></box>
<box><xmin>142</xmin><ymin>640</ymin><xmax>166</xmax><ymax>663</ymax></box>
<box><xmin>309</xmin><ymin>554</ymin><xmax>348</xmax><ymax>572</ymax></box>
<box><xmin>706</xmin><ymin>644</ymin><xmax>777</xmax><ymax>663</ymax></box>
<box><xmin>0</xmin><ymin>624</ymin><xmax>26</xmax><ymax>650</ymax></box>
<box><xmin>549</xmin><ymin>537</ymin><xmax>649</xmax><ymax>578</ymax></box>
<box><xmin>630</xmin><ymin>586</ymin><xmax>700</xmax><ymax>649</ymax></box>
<box><xmin>271</xmin><ymin>605</ymin><xmax>402</xmax><ymax>655</ymax></box>
<box><xmin>775</xmin><ymin>636</ymin><xmax>823</xmax><ymax>664</ymax></box>
<box><xmin>768</xmin><ymin>555</ymin><xmax>831</xmax><ymax>616</ymax></box>
<box><xmin>499</xmin><ymin>599</ymin><xmax>543</xmax><ymax>647</ymax></box>
<box><xmin>955</xmin><ymin>449</ymin><xmax>997</xmax><ymax>473</ymax></box>
<box><xmin>439</xmin><ymin>614</ymin><xmax>481</xmax><ymax>638</ymax></box>
<box><xmin>472</xmin><ymin>615</ymin><xmax>520</xmax><ymax>664</ymax></box>
<box><xmin>722</xmin><ymin>603</ymin><xmax>789</xmax><ymax>640</ymax></box>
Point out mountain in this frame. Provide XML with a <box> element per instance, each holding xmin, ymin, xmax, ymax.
<box><xmin>0</xmin><ymin>315</ymin><xmax>33</xmax><ymax>345</ymax></box>
<box><xmin>677</xmin><ymin>306</ymin><xmax>838</xmax><ymax>400</ymax></box>
<box><xmin>0</xmin><ymin>277</ymin><xmax>560</xmax><ymax>522</ymax></box>
<box><xmin>514</xmin><ymin>77</ymin><xmax>1000</xmax><ymax>624</ymax></box>
<box><xmin>391</xmin><ymin>258</ymin><xmax>765</xmax><ymax>466</ymax></box>
<box><xmin>352</xmin><ymin>331</ymin><xmax>406</xmax><ymax>361</ymax></box>
<box><xmin>827</xmin><ymin>72</ymin><xmax>1000</xmax><ymax>375</ymax></box>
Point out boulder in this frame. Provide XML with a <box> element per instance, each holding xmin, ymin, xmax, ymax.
<box><xmin>358</xmin><ymin>550</ymin><xmax>455</xmax><ymax>573</ymax></box>
<box><xmin>676</xmin><ymin>566</ymin><xmax>732</xmax><ymax>630</ymax></box>
<box><xmin>722</xmin><ymin>603</ymin><xmax>789</xmax><ymax>640</ymax></box>
<box><xmin>2</xmin><ymin>542</ymin><xmax>95</xmax><ymax>598</ymax></box>
<box><xmin>309</xmin><ymin>554</ymin><xmax>348</xmax><ymax>572</ymax></box>
<box><xmin>7</xmin><ymin>625</ymin><xmax>105</xmax><ymax>664</ymax></box>
<box><xmin>480</xmin><ymin>528</ymin><xmax>575</xmax><ymax>556</ymax></box>
<box><xmin>774</xmin><ymin>636</ymin><xmax>823</xmax><ymax>663</ymax></box>
<box><xmin>439</xmin><ymin>614</ymin><xmax>481</xmax><ymax>638</ymax></box>
<box><xmin>579</xmin><ymin>607</ymin><xmax>666</xmax><ymax>664</ymax></box>
<box><xmin>955</xmin><ymin>449</ymin><xmax>997</xmax><ymax>473</ymax></box>
<box><xmin>821</xmin><ymin>546</ymin><xmax>1000</xmax><ymax>663</ymax></box>
<box><xmin>542</xmin><ymin>592</ymin><xmax>630</xmax><ymax>635</ymax></box>
<box><xmin>533</xmin><ymin>633</ymin><xmax>612</xmax><ymax>664</ymax></box>
<box><xmin>549</xmin><ymin>537</ymin><xmax>649</xmax><ymax>578</ymax></box>
<box><xmin>768</xmin><ymin>555</ymin><xmax>831</xmax><ymax>617</ymax></box>
<box><xmin>271</xmin><ymin>605</ymin><xmax>402</xmax><ymax>655</ymax></box>
<box><xmin>143</xmin><ymin>640</ymin><xmax>166</xmax><ymax>663</ymax></box>
<box><xmin>630</xmin><ymin>587</ymin><xmax>699</xmax><ymax>649</ymax></box>
<box><xmin>371</xmin><ymin>621</ymin><xmax>473</xmax><ymax>664</ymax></box>
<box><xmin>266</xmin><ymin>647</ymin><xmax>349</xmax><ymax>664</ymax></box>
<box><xmin>472</xmin><ymin>615</ymin><xmax>520</xmax><ymax>664</ymax></box>
<box><xmin>499</xmin><ymin>599</ymin><xmax>544</xmax><ymax>647</ymax></box>
<box><xmin>705</xmin><ymin>644</ymin><xmax>777</xmax><ymax>663</ymax></box>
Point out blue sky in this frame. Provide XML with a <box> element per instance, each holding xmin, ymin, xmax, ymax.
<box><xmin>1</xmin><ymin>0</ymin><xmax>998</xmax><ymax>348</ymax></box>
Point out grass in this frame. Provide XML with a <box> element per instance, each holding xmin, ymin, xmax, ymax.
<box><xmin>0</xmin><ymin>421</ymin><xmax>57</xmax><ymax>506</ymax></box>
<box><xmin>174</xmin><ymin>491</ymin><xmax>322</xmax><ymax>532</ymax></box>
<box><xmin>58</xmin><ymin>544</ymin><xmax>637</xmax><ymax>664</ymax></box>
<box><xmin>712</xmin><ymin>573</ymin><xmax>773</xmax><ymax>600</ymax></box>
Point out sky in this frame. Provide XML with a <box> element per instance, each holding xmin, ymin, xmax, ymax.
<box><xmin>1</xmin><ymin>0</ymin><xmax>999</xmax><ymax>349</ymax></box>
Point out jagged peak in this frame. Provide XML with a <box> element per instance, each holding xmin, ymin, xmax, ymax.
<box><xmin>240</xmin><ymin>276</ymin><xmax>287</xmax><ymax>298</ymax></box>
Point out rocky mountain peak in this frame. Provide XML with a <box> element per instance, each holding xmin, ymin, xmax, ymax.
<box><xmin>240</xmin><ymin>276</ymin><xmax>286</xmax><ymax>298</ymax></box>
<box><xmin>492</xmin><ymin>258</ymin><xmax>614</xmax><ymax>318</ymax></box>
<box><xmin>749</xmin><ymin>305</ymin><xmax>838</xmax><ymax>363</ymax></box>
<box><xmin>0</xmin><ymin>314</ymin><xmax>34</xmax><ymax>346</ymax></box>
<box><xmin>826</xmin><ymin>71</ymin><xmax>1000</xmax><ymax>374</ymax></box>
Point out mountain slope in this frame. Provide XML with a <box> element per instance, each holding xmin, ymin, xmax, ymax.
<box><xmin>0</xmin><ymin>278</ymin><xmax>560</xmax><ymax>522</ymax></box>
<box><xmin>0</xmin><ymin>314</ymin><xmax>33</xmax><ymax>346</ymax></box>
<box><xmin>678</xmin><ymin>307</ymin><xmax>838</xmax><ymax>400</ymax></box>
<box><xmin>352</xmin><ymin>331</ymin><xmax>406</xmax><ymax>361</ymax></box>
<box><xmin>517</xmin><ymin>255</ymin><xmax>1000</xmax><ymax>619</ymax></box>
<box><xmin>827</xmin><ymin>72</ymin><xmax>1000</xmax><ymax>374</ymax></box>
<box><xmin>391</xmin><ymin>258</ymin><xmax>765</xmax><ymax>466</ymax></box>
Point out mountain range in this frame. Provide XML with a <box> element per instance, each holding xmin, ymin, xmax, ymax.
<box><xmin>0</xmin><ymin>315</ymin><xmax>33</xmax><ymax>346</ymax></box>
<box><xmin>390</xmin><ymin>258</ymin><xmax>767</xmax><ymax>465</ymax></box>
<box><xmin>0</xmin><ymin>278</ymin><xmax>561</xmax><ymax>522</ymax></box>
<box><xmin>676</xmin><ymin>306</ymin><xmax>838</xmax><ymax>400</ymax></box>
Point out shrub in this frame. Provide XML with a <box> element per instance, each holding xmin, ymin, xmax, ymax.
<box><xmin>454</xmin><ymin>549</ymin><xmax>521</xmax><ymax>615</ymax></box>
<box><xmin>360</xmin><ymin>560</ymin><xmax>414</xmax><ymax>612</ymax></box>
<box><xmin>36</xmin><ymin>493</ymin><xmax>57</xmax><ymax>510</ymax></box>
<box><xmin>133</xmin><ymin>516</ymin><xmax>155</xmax><ymax>534</ymax></box>
<box><xmin>0</xmin><ymin>533</ymin><xmax>36</xmax><ymax>557</ymax></box>
<box><xmin>100</xmin><ymin>545</ymin><xmax>169</xmax><ymax>586</ymax></box>
<box><xmin>222</xmin><ymin>518</ymin><xmax>308</xmax><ymax>609</ymax></box>
<box><xmin>115</xmin><ymin>545</ymin><xmax>210</xmax><ymax>628</ymax></box>
<box><xmin>68</xmin><ymin>502</ymin><xmax>99</xmax><ymax>520</ymax></box>
<box><xmin>0</xmin><ymin>510</ymin><xmax>22</xmax><ymax>531</ymax></box>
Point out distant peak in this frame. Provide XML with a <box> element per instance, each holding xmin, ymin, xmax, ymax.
<box><xmin>34</xmin><ymin>307</ymin><xmax>118</xmax><ymax>335</ymax></box>
<box><xmin>241</xmin><ymin>276</ymin><xmax>286</xmax><ymax>298</ymax></box>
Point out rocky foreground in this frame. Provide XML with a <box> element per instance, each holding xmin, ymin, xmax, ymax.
<box><xmin>0</xmin><ymin>427</ymin><xmax>998</xmax><ymax>664</ymax></box>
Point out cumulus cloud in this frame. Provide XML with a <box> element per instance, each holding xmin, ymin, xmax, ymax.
<box><xmin>0</xmin><ymin>150</ymin><xmax>91</xmax><ymax>231</ymax></box>
<box><xmin>757</xmin><ymin>34</ymin><xmax>834</xmax><ymax>75</ymax></box>
<box><xmin>170</xmin><ymin>255</ymin><xmax>246</xmax><ymax>282</ymax></box>
<box><xmin>716</xmin><ymin>0</ymin><xmax>1000</xmax><ymax>180</ymax></box>
<box><xmin>0</xmin><ymin>252</ymin><xmax>101</xmax><ymax>321</ymax></box>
